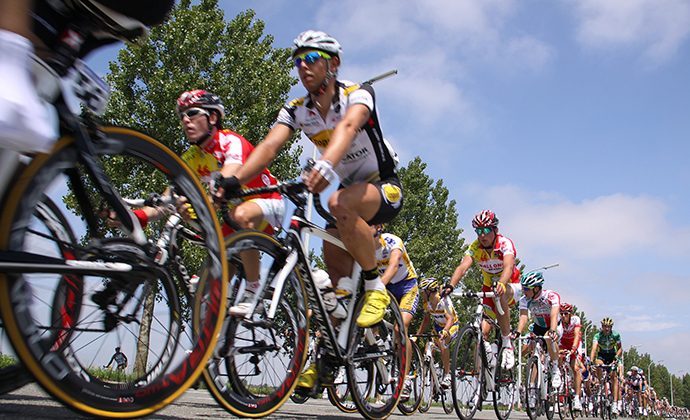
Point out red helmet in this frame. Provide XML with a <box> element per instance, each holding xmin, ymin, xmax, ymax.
<box><xmin>176</xmin><ymin>90</ymin><xmax>225</xmax><ymax>119</ymax></box>
<box><xmin>472</xmin><ymin>210</ymin><xmax>499</xmax><ymax>229</ymax></box>
<box><xmin>560</xmin><ymin>303</ymin><xmax>573</xmax><ymax>313</ymax></box>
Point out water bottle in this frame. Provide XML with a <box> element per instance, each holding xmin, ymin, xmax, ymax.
<box><xmin>312</xmin><ymin>269</ymin><xmax>346</xmax><ymax>319</ymax></box>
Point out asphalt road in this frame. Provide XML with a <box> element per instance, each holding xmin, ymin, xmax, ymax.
<box><xmin>0</xmin><ymin>383</ymin><xmax>591</xmax><ymax>420</ymax></box>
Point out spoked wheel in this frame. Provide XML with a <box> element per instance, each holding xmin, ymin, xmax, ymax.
<box><xmin>397</xmin><ymin>338</ymin><xmax>424</xmax><ymax>415</ymax></box>
<box><xmin>0</xmin><ymin>195</ymin><xmax>71</xmax><ymax>395</ymax></box>
<box><xmin>0</xmin><ymin>127</ymin><xmax>227</xmax><ymax>417</ymax></box>
<box><xmin>419</xmin><ymin>359</ymin><xmax>433</xmax><ymax>413</ymax></box>
<box><xmin>452</xmin><ymin>325</ymin><xmax>482</xmax><ymax>420</ymax></box>
<box><xmin>203</xmin><ymin>231</ymin><xmax>309</xmax><ymax>418</ymax></box>
<box><xmin>525</xmin><ymin>356</ymin><xmax>542</xmax><ymax>420</ymax></box>
<box><xmin>546</xmin><ymin>376</ymin><xmax>556</xmax><ymax>420</ymax></box>
<box><xmin>559</xmin><ymin>363</ymin><xmax>576</xmax><ymax>420</ymax></box>
<box><xmin>493</xmin><ymin>345</ymin><xmax>516</xmax><ymax>420</ymax></box>
<box><xmin>346</xmin><ymin>291</ymin><xmax>407</xmax><ymax>420</ymax></box>
<box><xmin>328</xmin><ymin>366</ymin><xmax>363</xmax><ymax>413</ymax></box>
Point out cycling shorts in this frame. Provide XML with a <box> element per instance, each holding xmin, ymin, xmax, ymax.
<box><xmin>597</xmin><ymin>352</ymin><xmax>616</xmax><ymax>365</ymax></box>
<box><xmin>221</xmin><ymin>197</ymin><xmax>285</xmax><ymax>237</ymax></box>
<box><xmin>529</xmin><ymin>323</ymin><xmax>562</xmax><ymax>341</ymax></box>
<box><xmin>433</xmin><ymin>323</ymin><xmax>459</xmax><ymax>341</ymax></box>
<box><xmin>386</xmin><ymin>278</ymin><xmax>419</xmax><ymax>315</ymax></box>
<box><xmin>481</xmin><ymin>276</ymin><xmax>521</xmax><ymax>321</ymax></box>
<box><xmin>326</xmin><ymin>175</ymin><xmax>403</xmax><ymax>229</ymax></box>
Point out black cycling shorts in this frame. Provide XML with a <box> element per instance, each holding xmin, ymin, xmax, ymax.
<box><xmin>325</xmin><ymin>175</ymin><xmax>403</xmax><ymax>229</ymax></box>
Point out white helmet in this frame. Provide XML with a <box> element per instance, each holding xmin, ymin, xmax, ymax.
<box><xmin>292</xmin><ymin>30</ymin><xmax>342</xmax><ymax>59</ymax></box>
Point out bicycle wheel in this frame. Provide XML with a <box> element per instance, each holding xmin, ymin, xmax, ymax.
<box><xmin>346</xmin><ymin>291</ymin><xmax>407</xmax><ymax>420</ymax></box>
<box><xmin>419</xmin><ymin>360</ymin><xmax>433</xmax><ymax>413</ymax></box>
<box><xmin>397</xmin><ymin>339</ymin><xmax>424</xmax><ymax>415</ymax></box>
<box><xmin>493</xmin><ymin>345</ymin><xmax>516</xmax><ymax>420</ymax></box>
<box><xmin>328</xmin><ymin>366</ymin><xmax>367</xmax><ymax>413</ymax></box>
<box><xmin>0</xmin><ymin>126</ymin><xmax>227</xmax><ymax>417</ymax></box>
<box><xmin>203</xmin><ymin>231</ymin><xmax>309</xmax><ymax>418</ymax></box>
<box><xmin>452</xmin><ymin>325</ymin><xmax>482</xmax><ymax>420</ymax></box>
<box><xmin>525</xmin><ymin>356</ymin><xmax>542</xmax><ymax>420</ymax></box>
<box><xmin>546</xmin><ymin>376</ymin><xmax>556</xmax><ymax>420</ymax></box>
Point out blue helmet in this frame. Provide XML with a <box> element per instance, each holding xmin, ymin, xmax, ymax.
<box><xmin>520</xmin><ymin>271</ymin><xmax>544</xmax><ymax>288</ymax></box>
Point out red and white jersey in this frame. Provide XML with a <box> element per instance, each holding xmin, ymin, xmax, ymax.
<box><xmin>519</xmin><ymin>289</ymin><xmax>561</xmax><ymax>329</ymax></box>
<box><xmin>559</xmin><ymin>314</ymin><xmax>581</xmax><ymax>348</ymax></box>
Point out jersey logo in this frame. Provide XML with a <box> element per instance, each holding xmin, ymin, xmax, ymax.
<box><xmin>382</xmin><ymin>184</ymin><xmax>402</xmax><ymax>209</ymax></box>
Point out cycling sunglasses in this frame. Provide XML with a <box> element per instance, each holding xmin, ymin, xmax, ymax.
<box><xmin>180</xmin><ymin>108</ymin><xmax>209</xmax><ymax>120</ymax></box>
<box><xmin>475</xmin><ymin>227</ymin><xmax>493</xmax><ymax>235</ymax></box>
<box><xmin>294</xmin><ymin>51</ymin><xmax>332</xmax><ymax>67</ymax></box>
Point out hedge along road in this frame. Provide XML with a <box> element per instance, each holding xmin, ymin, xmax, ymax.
<box><xmin>1</xmin><ymin>382</ymin><xmax>596</xmax><ymax>420</ymax></box>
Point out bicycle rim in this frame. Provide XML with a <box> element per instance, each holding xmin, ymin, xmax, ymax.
<box><xmin>442</xmin><ymin>377</ymin><xmax>454</xmax><ymax>414</ymax></box>
<box><xmin>328</xmin><ymin>366</ymin><xmax>362</xmax><ymax>413</ymax></box>
<box><xmin>525</xmin><ymin>357</ymin><xmax>541</xmax><ymax>420</ymax></box>
<box><xmin>346</xmin><ymin>291</ymin><xmax>406</xmax><ymax>420</ymax></box>
<box><xmin>452</xmin><ymin>325</ymin><xmax>482</xmax><ymax>420</ymax></box>
<box><xmin>397</xmin><ymin>339</ymin><xmax>423</xmax><ymax>415</ymax></box>
<box><xmin>418</xmin><ymin>360</ymin><xmax>433</xmax><ymax>413</ymax></box>
<box><xmin>203</xmin><ymin>231</ymin><xmax>308</xmax><ymax>418</ymax></box>
<box><xmin>493</xmin><ymin>346</ymin><xmax>516</xmax><ymax>420</ymax></box>
<box><xmin>0</xmin><ymin>127</ymin><xmax>227</xmax><ymax>417</ymax></box>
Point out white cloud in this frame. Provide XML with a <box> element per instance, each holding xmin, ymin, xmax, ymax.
<box><xmin>567</xmin><ymin>0</ymin><xmax>690</xmax><ymax>64</ymax></box>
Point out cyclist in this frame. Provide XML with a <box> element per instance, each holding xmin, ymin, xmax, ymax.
<box><xmin>443</xmin><ymin>210</ymin><xmax>520</xmax><ymax>370</ymax></box>
<box><xmin>0</xmin><ymin>0</ymin><xmax>173</xmax><ymax>153</ymax></box>
<box><xmin>514</xmin><ymin>271</ymin><xmax>563</xmax><ymax>389</ymax></box>
<box><xmin>371</xmin><ymin>224</ymin><xmax>418</xmax><ymax>332</ymax></box>
<box><xmin>105</xmin><ymin>346</ymin><xmax>128</xmax><ymax>371</ymax></box>
<box><xmin>624</xmin><ymin>366</ymin><xmax>646</xmax><ymax>416</ymax></box>
<box><xmin>558</xmin><ymin>302</ymin><xmax>583</xmax><ymax>410</ymax></box>
<box><xmin>122</xmin><ymin>90</ymin><xmax>285</xmax><ymax>317</ymax></box>
<box><xmin>589</xmin><ymin>317</ymin><xmax>623</xmax><ymax>414</ymax></box>
<box><xmin>415</xmin><ymin>278</ymin><xmax>460</xmax><ymax>388</ymax></box>
<box><xmin>215</xmin><ymin>31</ymin><xmax>402</xmax><ymax>332</ymax></box>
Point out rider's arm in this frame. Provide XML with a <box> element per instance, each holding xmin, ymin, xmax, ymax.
<box><xmin>219</xmin><ymin>123</ymin><xmax>293</xmax><ymax>195</ymax></box>
<box><xmin>305</xmin><ymin>103</ymin><xmax>371</xmax><ymax>194</ymax></box>
<box><xmin>615</xmin><ymin>341</ymin><xmax>623</xmax><ymax>359</ymax></box>
<box><xmin>590</xmin><ymin>342</ymin><xmax>598</xmax><ymax>362</ymax></box>
<box><xmin>516</xmin><ymin>308</ymin><xmax>529</xmax><ymax>335</ymax></box>
<box><xmin>573</xmin><ymin>325</ymin><xmax>582</xmax><ymax>353</ymax></box>
<box><xmin>549</xmin><ymin>304</ymin><xmax>559</xmax><ymax>332</ymax></box>
<box><xmin>495</xmin><ymin>253</ymin><xmax>515</xmax><ymax>296</ymax></box>
<box><xmin>448</xmin><ymin>255</ymin><xmax>473</xmax><ymax>290</ymax></box>
<box><xmin>416</xmin><ymin>312</ymin><xmax>431</xmax><ymax>335</ymax></box>
<box><xmin>380</xmin><ymin>248</ymin><xmax>402</xmax><ymax>286</ymax></box>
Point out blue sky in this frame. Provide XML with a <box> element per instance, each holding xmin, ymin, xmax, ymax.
<box><xmin>85</xmin><ymin>0</ymin><xmax>690</xmax><ymax>374</ymax></box>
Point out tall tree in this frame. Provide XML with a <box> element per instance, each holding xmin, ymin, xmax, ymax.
<box><xmin>103</xmin><ymin>0</ymin><xmax>301</xmax><ymax>180</ymax></box>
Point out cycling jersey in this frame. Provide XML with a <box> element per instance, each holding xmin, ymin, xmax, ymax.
<box><xmin>375</xmin><ymin>233</ymin><xmax>418</xmax><ymax>285</ymax></box>
<box><xmin>423</xmin><ymin>296</ymin><xmax>460</xmax><ymax>329</ymax></box>
<box><xmin>519</xmin><ymin>289</ymin><xmax>561</xmax><ymax>329</ymax></box>
<box><xmin>592</xmin><ymin>330</ymin><xmax>621</xmax><ymax>355</ymax></box>
<box><xmin>625</xmin><ymin>374</ymin><xmax>645</xmax><ymax>390</ymax></box>
<box><xmin>464</xmin><ymin>234</ymin><xmax>520</xmax><ymax>288</ymax></box>
<box><xmin>276</xmin><ymin>81</ymin><xmax>398</xmax><ymax>189</ymax></box>
<box><xmin>113</xmin><ymin>353</ymin><xmax>127</xmax><ymax>367</ymax></box>
<box><xmin>181</xmin><ymin>129</ymin><xmax>284</xmax><ymax>234</ymax></box>
<box><xmin>559</xmin><ymin>314</ymin><xmax>582</xmax><ymax>349</ymax></box>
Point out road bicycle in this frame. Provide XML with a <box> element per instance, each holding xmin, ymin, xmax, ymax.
<box><xmin>557</xmin><ymin>351</ymin><xmax>577</xmax><ymax>420</ymax></box>
<box><xmin>0</xmin><ymin>17</ymin><xmax>227</xmax><ymax>417</ymax></box>
<box><xmin>202</xmin><ymin>176</ymin><xmax>407</xmax><ymax>420</ymax></box>
<box><xmin>451</xmin><ymin>289</ymin><xmax>517</xmax><ymax>420</ymax></box>
<box><xmin>413</xmin><ymin>333</ymin><xmax>453</xmax><ymax>414</ymax></box>
<box><xmin>592</xmin><ymin>362</ymin><xmax>618</xmax><ymax>420</ymax></box>
<box><xmin>524</xmin><ymin>335</ymin><xmax>558</xmax><ymax>420</ymax></box>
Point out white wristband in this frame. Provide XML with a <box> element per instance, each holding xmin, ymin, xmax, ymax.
<box><xmin>312</xmin><ymin>160</ymin><xmax>338</xmax><ymax>184</ymax></box>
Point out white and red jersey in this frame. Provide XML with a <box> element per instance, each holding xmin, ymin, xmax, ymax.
<box><xmin>559</xmin><ymin>314</ymin><xmax>581</xmax><ymax>349</ymax></box>
<box><xmin>520</xmin><ymin>289</ymin><xmax>561</xmax><ymax>329</ymax></box>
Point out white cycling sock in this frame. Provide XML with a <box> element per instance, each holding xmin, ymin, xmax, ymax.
<box><xmin>364</xmin><ymin>276</ymin><xmax>385</xmax><ymax>292</ymax></box>
<box><xmin>0</xmin><ymin>30</ymin><xmax>57</xmax><ymax>153</ymax></box>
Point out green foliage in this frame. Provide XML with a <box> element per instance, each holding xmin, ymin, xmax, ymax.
<box><xmin>0</xmin><ymin>353</ymin><xmax>18</xmax><ymax>368</ymax></box>
<box><xmin>103</xmin><ymin>0</ymin><xmax>301</xmax><ymax>180</ymax></box>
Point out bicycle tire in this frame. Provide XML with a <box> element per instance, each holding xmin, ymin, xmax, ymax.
<box><xmin>203</xmin><ymin>230</ymin><xmax>309</xmax><ymax>418</ymax></box>
<box><xmin>442</xmin><ymin>372</ymin><xmax>455</xmax><ymax>414</ymax></box>
<box><xmin>0</xmin><ymin>126</ymin><xmax>227</xmax><ymax>417</ymax></box>
<box><xmin>526</xmin><ymin>356</ymin><xmax>542</xmax><ymax>420</ymax></box>
<box><xmin>493</xmin><ymin>344</ymin><xmax>516</xmax><ymax>420</ymax></box>
<box><xmin>328</xmin><ymin>366</ymin><xmax>366</xmax><ymax>413</ymax></box>
<box><xmin>419</xmin><ymin>359</ymin><xmax>433</xmax><ymax>413</ymax></box>
<box><xmin>346</xmin><ymin>290</ymin><xmax>407</xmax><ymax>420</ymax></box>
<box><xmin>563</xmin><ymin>363</ymin><xmax>576</xmax><ymax>420</ymax></box>
<box><xmin>452</xmin><ymin>325</ymin><xmax>482</xmax><ymax>420</ymax></box>
<box><xmin>0</xmin><ymin>194</ymin><xmax>76</xmax><ymax>395</ymax></box>
<box><xmin>397</xmin><ymin>338</ymin><xmax>424</xmax><ymax>415</ymax></box>
<box><xmin>546</xmin><ymin>370</ymin><xmax>556</xmax><ymax>420</ymax></box>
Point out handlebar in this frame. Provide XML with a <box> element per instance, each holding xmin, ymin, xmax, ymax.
<box><xmin>221</xmin><ymin>160</ymin><xmax>337</xmax><ymax>225</ymax></box>
<box><xmin>451</xmin><ymin>289</ymin><xmax>505</xmax><ymax>316</ymax></box>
